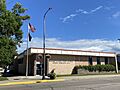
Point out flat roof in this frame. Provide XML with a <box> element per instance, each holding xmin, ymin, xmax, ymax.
<box><xmin>18</xmin><ymin>47</ymin><xmax>116</xmax><ymax>59</ymax></box>
<box><xmin>30</xmin><ymin>47</ymin><xmax>115</xmax><ymax>54</ymax></box>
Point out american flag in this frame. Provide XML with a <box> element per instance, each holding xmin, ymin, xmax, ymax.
<box><xmin>28</xmin><ymin>23</ymin><xmax>36</xmax><ymax>32</ymax></box>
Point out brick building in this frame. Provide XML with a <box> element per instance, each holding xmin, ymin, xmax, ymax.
<box><xmin>14</xmin><ymin>47</ymin><xmax>118</xmax><ymax>76</ymax></box>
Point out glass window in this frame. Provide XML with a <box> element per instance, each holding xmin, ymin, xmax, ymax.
<box><xmin>97</xmin><ymin>57</ymin><xmax>101</xmax><ymax>65</ymax></box>
<box><xmin>88</xmin><ymin>56</ymin><xmax>93</xmax><ymax>65</ymax></box>
<box><xmin>105</xmin><ymin>57</ymin><xmax>108</xmax><ymax>64</ymax></box>
<box><xmin>18</xmin><ymin>58</ymin><xmax>23</xmax><ymax>64</ymax></box>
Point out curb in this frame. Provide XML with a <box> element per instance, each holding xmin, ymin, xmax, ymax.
<box><xmin>0</xmin><ymin>79</ymin><xmax>64</xmax><ymax>86</ymax></box>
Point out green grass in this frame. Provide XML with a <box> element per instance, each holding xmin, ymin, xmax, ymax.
<box><xmin>57</xmin><ymin>73</ymin><xmax>119</xmax><ymax>77</ymax></box>
<box><xmin>57</xmin><ymin>74</ymin><xmax>94</xmax><ymax>77</ymax></box>
<box><xmin>0</xmin><ymin>77</ymin><xmax>8</xmax><ymax>81</ymax></box>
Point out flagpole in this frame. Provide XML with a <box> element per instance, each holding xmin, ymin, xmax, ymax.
<box><xmin>26</xmin><ymin>24</ymin><xmax>29</xmax><ymax>77</ymax></box>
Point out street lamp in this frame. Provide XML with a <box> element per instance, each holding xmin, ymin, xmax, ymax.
<box><xmin>42</xmin><ymin>8</ymin><xmax>52</xmax><ymax>80</ymax></box>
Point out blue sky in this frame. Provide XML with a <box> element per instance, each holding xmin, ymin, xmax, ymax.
<box><xmin>6</xmin><ymin>0</ymin><xmax>120</xmax><ymax>53</ymax></box>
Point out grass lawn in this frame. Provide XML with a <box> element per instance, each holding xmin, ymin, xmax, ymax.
<box><xmin>57</xmin><ymin>73</ymin><xmax>119</xmax><ymax>77</ymax></box>
<box><xmin>0</xmin><ymin>77</ymin><xmax>8</xmax><ymax>81</ymax></box>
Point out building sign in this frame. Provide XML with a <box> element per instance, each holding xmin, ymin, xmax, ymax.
<box><xmin>52</xmin><ymin>61</ymin><xmax>72</xmax><ymax>64</ymax></box>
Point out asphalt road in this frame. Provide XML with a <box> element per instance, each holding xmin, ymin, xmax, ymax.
<box><xmin>1</xmin><ymin>75</ymin><xmax>120</xmax><ymax>90</ymax></box>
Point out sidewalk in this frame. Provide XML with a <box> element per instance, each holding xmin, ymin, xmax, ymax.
<box><xmin>0</xmin><ymin>76</ymin><xmax>64</xmax><ymax>86</ymax></box>
<box><xmin>0</xmin><ymin>74</ymin><xmax>120</xmax><ymax>86</ymax></box>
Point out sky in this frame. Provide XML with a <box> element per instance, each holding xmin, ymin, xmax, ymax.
<box><xmin>6</xmin><ymin>0</ymin><xmax>120</xmax><ymax>53</ymax></box>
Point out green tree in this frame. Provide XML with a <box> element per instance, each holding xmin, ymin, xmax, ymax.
<box><xmin>0</xmin><ymin>0</ymin><xmax>30</xmax><ymax>68</ymax></box>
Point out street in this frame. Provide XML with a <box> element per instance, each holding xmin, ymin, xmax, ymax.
<box><xmin>1</xmin><ymin>75</ymin><xmax>120</xmax><ymax>90</ymax></box>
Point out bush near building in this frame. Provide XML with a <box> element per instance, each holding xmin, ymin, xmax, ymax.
<box><xmin>0</xmin><ymin>77</ymin><xmax>8</xmax><ymax>81</ymax></box>
<box><xmin>48</xmin><ymin>69</ymin><xmax>56</xmax><ymax>79</ymax></box>
<box><xmin>48</xmin><ymin>73</ymin><xmax>56</xmax><ymax>79</ymax></box>
<box><xmin>72</xmin><ymin>64</ymin><xmax>115</xmax><ymax>74</ymax></box>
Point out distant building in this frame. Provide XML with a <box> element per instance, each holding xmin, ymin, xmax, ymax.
<box><xmin>13</xmin><ymin>47</ymin><xmax>117</xmax><ymax>76</ymax></box>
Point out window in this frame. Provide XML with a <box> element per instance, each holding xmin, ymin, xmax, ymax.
<box><xmin>97</xmin><ymin>57</ymin><xmax>101</xmax><ymax>65</ymax></box>
<box><xmin>18</xmin><ymin>58</ymin><xmax>23</xmax><ymax>64</ymax></box>
<box><xmin>105</xmin><ymin>57</ymin><xmax>108</xmax><ymax>64</ymax></box>
<box><xmin>88</xmin><ymin>56</ymin><xmax>93</xmax><ymax>65</ymax></box>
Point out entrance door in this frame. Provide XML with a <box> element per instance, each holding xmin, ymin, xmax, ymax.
<box><xmin>36</xmin><ymin>64</ymin><xmax>43</xmax><ymax>75</ymax></box>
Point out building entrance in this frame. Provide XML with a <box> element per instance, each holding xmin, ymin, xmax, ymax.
<box><xmin>36</xmin><ymin>64</ymin><xmax>43</xmax><ymax>75</ymax></box>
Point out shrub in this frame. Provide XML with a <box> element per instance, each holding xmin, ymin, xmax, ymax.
<box><xmin>95</xmin><ymin>65</ymin><xmax>102</xmax><ymax>72</ymax></box>
<box><xmin>48</xmin><ymin>69</ymin><xmax>56</xmax><ymax>79</ymax></box>
<box><xmin>72</xmin><ymin>65</ymin><xmax>80</xmax><ymax>74</ymax></box>
<box><xmin>72</xmin><ymin>64</ymin><xmax>115</xmax><ymax>74</ymax></box>
<box><xmin>88</xmin><ymin>65</ymin><xmax>96</xmax><ymax>72</ymax></box>
<box><xmin>48</xmin><ymin>73</ymin><xmax>56</xmax><ymax>79</ymax></box>
<box><xmin>104</xmin><ymin>64</ymin><xmax>115</xmax><ymax>72</ymax></box>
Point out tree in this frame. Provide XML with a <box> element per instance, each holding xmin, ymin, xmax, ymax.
<box><xmin>0</xmin><ymin>0</ymin><xmax>30</xmax><ymax>68</ymax></box>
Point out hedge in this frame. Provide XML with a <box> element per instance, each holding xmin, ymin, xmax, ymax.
<box><xmin>72</xmin><ymin>64</ymin><xmax>115</xmax><ymax>74</ymax></box>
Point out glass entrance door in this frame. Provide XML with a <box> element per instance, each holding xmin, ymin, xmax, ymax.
<box><xmin>36</xmin><ymin>64</ymin><xmax>43</xmax><ymax>75</ymax></box>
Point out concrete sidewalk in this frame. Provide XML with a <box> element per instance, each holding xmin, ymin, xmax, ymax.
<box><xmin>0</xmin><ymin>76</ymin><xmax>64</xmax><ymax>86</ymax></box>
<box><xmin>7</xmin><ymin>76</ymin><xmax>44</xmax><ymax>81</ymax></box>
<box><xmin>0</xmin><ymin>74</ymin><xmax>120</xmax><ymax>86</ymax></box>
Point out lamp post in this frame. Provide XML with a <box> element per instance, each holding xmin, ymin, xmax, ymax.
<box><xmin>42</xmin><ymin>8</ymin><xmax>52</xmax><ymax>80</ymax></box>
<box><xmin>115</xmin><ymin>39</ymin><xmax>120</xmax><ymax>73</ymax></box>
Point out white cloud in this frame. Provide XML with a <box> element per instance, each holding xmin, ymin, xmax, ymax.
<box><xmin>90</xmin><ymin>6</ymin><xmax>103</xmax><ymax>13</ymax></box>
<box><xmin>60</xmin><ymin>14</ymin><xmax>78</xmax><ymax>23</ymax></box>
<box><xmin>76</xmin><ymin>6</ymin><xmax>103</xmax><ymax>14</ymax></box>
<box><xmin>76</xmin><ymin>9</ymin><xmax>89</xmax><ymax>14</ymax></box>
<box><xmin>104</xmin><ymin>6</ymin><xmax>114</xmax><ymax>11</ymax></box>
<box><xmin>60</xmin><ymin>6</ymin><xmax>103</xmax><ymax>23</ymax></box>
<box><xmin>112</xmin><ymin>11</ymin><xmax>120</xmax><ymax>19</ymax></box>
<box><xmin>17</xmin><ymin>37</ymin><xmax>120</xmax><ymax>54</ymax></box>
